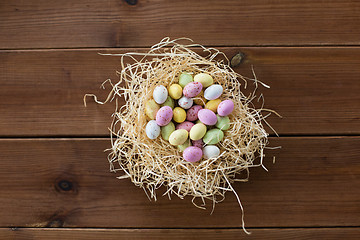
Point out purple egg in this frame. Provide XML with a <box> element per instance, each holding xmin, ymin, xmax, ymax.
<box><xmin>217</xmin><ymin>100</ymin><xmax>234</xmax><ymax>116</ymax></box>
<box><xmin>156</xmin><ymin>106</ymin><xmax>173</xmax><ymax>126</ymax></box>
<box><xmin>183</xmin><ymin>146</ymin><xmax>203</xmax><ymax>162</ymax></box>
<box><xmin>183</xmin><ymin>82</ymin><xmax>203</xmax><ymax>98</ymax></box>
<box><xmin>192</xmin><ymin>139</ymin><xmax>204</xmax><ymax>149</ymax></box>
<box><xmin>186</xmin><ymin>105</ymin><xmax>203</xmax><ymax>121</ymax></box>
<box><xmin>176</xmin><ymin>121</ymin><xmax>195</xmax><ymax>132</ymax></box>
<box><xmin>198</xmin><ymin>109</ymin><xmax>217</xmax><ymax>126</ymax></box>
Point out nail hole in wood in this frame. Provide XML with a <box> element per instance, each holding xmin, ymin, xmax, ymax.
<box><xmin>57</xmin><ymin>180</ymin><xmax>73</xmax><ymax>192</ymax></box>
<box><xmin>230</xmin><ymin>52</ymin><xmax>245</xmax><ymax>68</ymax></box>
<box><xmin>124</xmin><ymin>0</ymin><xmax>138</xmax><ymax>5</ymax></box>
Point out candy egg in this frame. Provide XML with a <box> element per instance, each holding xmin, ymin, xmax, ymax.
<box><xmin>183</xmin><ymin>146</ymin><xmax>203</xmax><ymax>162</ymax></box>
<box><xmin>189</xmin><ymin>123</ymin><xmax>207</xmax><ymax>141</ymax></box>
<box><xmin>198</xmin><ymin>109</ymin><xmax>217</xmax><ymax>126</ymax></box>
<box><xmin>186</xmin><ymin>105</ymin><xmax>203</xmax><ymax>121</ymax></box>
<box><xmin>203</xmin><ymin>145</ymin><xmax>220</xmax><ymax>159</ymax></box>
<box><xmin>169</xmin><ymin>84</ymin><xmax>183</xmax><ymax>100</ymax></box>
<box><xmin>192</xmin><ymin>139</ymin><xmax>204</xmax><ymax>149</ymax></box>
<box><xmin>203</xmin><ymin>129</ymin><xmax>224</xmax><ymax>144</ymax></box>
<box><xmin>173</xmin><ymin>107</ymin><xmax>187</xmax><ymax>123</ymax></box>
<box><xmin>161</xmin><ymin>121</ymin><xmax>175</xmax><ymax>141</ymax></box>
<box><xmin>204</xmin><ymin>84</ymin><xmax>223</xmax><ymax>100</ymax></box>
<box><xmin>169</xmin><ymin>129</ymin><xmax>188</xmax><ymax>145</ymax></box>
<box><xmin>194</xmin><ymin>73</ymin><xmax>213</xmax><ymax>88</ymax></box>
<box><xmin>215</xmin><ymin>115</ymin><xmax>230</xmax><ymax>130</ymax></box>
<box><xmin>178</xmin><ymin>96</ymin><xmax>193</xmax><ymax>109</ymax></box>
<box><xmin>193</xmin><ymin>90</ymin><xmax>207</xmax><ymax>106</ymax></box>
<box><xmin>145</xmin><ymin>99</ymin><xmax>160</xmax><ymax>120</ymax></box>
<box><xmin>179</xmin><ymin>72</ymin><xmax>193</xmax><ymax>88</ymax></box>
<box><xmin>205</xmin><ymin>99</ymin><xmax>221</xmax><ymax>113</ymax></box>
<box><xmin>153</xmin><ymin>85</ymin><xmax>168</xmax><ymax>104</ymax></box>
<box><xmin>145</xmin><ymin>120</ymin><xmax>160</xmax><ymax>139</ymax></box>
<box><xmin>178</xmin><ymin>139</ymin><xmax>191</xmax><ymax>152</ymax></box>
<box><xmin>183</xmin><ymin>82</ymin><xmax>203</xmax><ymax>98</ymax></box>
<box><xmin>161</xmin><ymin>96</ymin><xmax>175</xmax><ymax>109</ymax></box>
<box><xmin>217</xmin><ymin>100</ymin><xmax>234</xmax><ymax>116</ymax></box>
<box><xmin>156</xmin><ymin>106</ymin><xmax>173</xmax><ymax>126</ymax></box>
<box><xmin>176</xmin><ymin>121</ymin><xmax>195</xmax><ymax>132</ymax></box>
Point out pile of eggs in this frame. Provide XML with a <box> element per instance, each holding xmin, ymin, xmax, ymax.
<box><xmin>145</xmin><ymin>72</ymin><xmax>234</xmax><ymax>163</ymax></box>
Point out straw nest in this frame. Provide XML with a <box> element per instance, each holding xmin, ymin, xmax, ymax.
<box><xmin>85</xmin><ymin>38</ymin><xmax>278</xmax><ymax>233</ymax></box>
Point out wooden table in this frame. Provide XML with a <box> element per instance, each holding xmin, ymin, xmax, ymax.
<box><xmin>1</xmin><ymin>0</ymin><xmax>359</xmax><ymax>239</ymax></box>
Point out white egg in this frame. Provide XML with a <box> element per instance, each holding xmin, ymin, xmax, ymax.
<box><xmin>153</xmin><ymin>85</ymin><xmax>168</xmax><ymax>104</ymax></box>
<box><xmin>204</xmin><ymin>84</ymin><xmax>223</xmax><ymax>100</ymax></box>
<box><xmin>178</xmin><ymin>96</ymin><xmax>193</xmax><ymax>110</ymax></box>
<box><xmin>203</xmin><ymin>145</ymin><xmax>220</xmax><ymax>159</ymax></box>
<box><xmin>145</xmin><ymin>120</ymin><xmax>160</xmax><ymax>139</ymax></box>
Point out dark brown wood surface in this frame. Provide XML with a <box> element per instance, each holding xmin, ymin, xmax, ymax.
<box><xmin>1</xmin><ymin>0</ymin><xmax>360</xmax><ymax>49</ymax></box>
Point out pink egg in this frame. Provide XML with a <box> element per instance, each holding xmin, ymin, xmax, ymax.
<box><xmin>192</xmin><ymin>139</ymin><xmax>204</xmax><ymax>149</ymax></box>
<box><xmin>176</xmin><ymin>121</ymin><xmax>195</xmax><ymax>132</ymax></box>
<box><xmin>198</xmin><ymin>109</ymin><xmax>217</xmax><ymax>126</ymax></box>
<box><xmin>186</xmin><ymin>105</ymin><xmax>203</xmax><ymax>121</ymax></box>
<box><xmin>183</xmin><ymin>146</ymin><xmax>203</xmax><ymax>162</ymax></box>
<box><xmin>156</xmin><ymin>106</ymin><xmax>173</xmax><ymax>126</ymax></box>
<box><xmin>217</xmin><ymin>100</ymin><xmax>234</xmax><ymax>116</ymax></box>
<box><xmin>183</xmin><ymin>82</ymin><xmax>203</xmax><ymax>98</ymax></box>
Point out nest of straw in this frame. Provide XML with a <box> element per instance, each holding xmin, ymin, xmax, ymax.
<box><xmin>85</xmin><ymin>38</ymin><xmax>277</xmax><ymax>232</ymax></box>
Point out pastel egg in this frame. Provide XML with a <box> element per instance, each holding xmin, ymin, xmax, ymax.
<box><xmin>176</xmin><ymin>121</ymin><xmax>195</xmax><ymax>132</ymax></box>
<box><xmin>179</xmin><ymin>72</ymin><xmax>193</xmax><ymax>88</ymax></box>
<box><xmin>189</xmin><ymin>123</ymin><xmax>207</xmax><ymax>141</ymax></box>
<box><xmin>156</xmin><ymin>106</ymin><xmax>173</xmax><ymax>126</ymax></box>
<box><xmin>153</xmin><ymin>85</ymin><xmax>168</xmax><ymax>104</ymax></box>
<box><xmin>161</xmin><ymin>96</ymin><xmax>175</xmax><ymax>109</ymax></box>
<box><xmin>203</xmin><ymin>145</ymin><xmax>220</xmax><ymax>159</ymax></box>
<box><xmin>169</xmin><ymin>129</ymin><xmax>188</xmax><ymax>145</ymax></box>
<box><xmin>183</xmin><ymin>146</ymin><xmax>203</xmax><ymax>162</ymax></box>
<box><xmin>178</xmin><ymin>96</ymin><xmax>193</xmax><ymax>109</ymax></box>
<box><xmin>169</xmin><ymin>84</ymin><xmax>183</xmax><ymax>100</ymax></box>
<box><xmin>217</xmin><ymin>100</ymin><xmax>234</xmax><ymax>116</ymax></box>
<box><xmin>186</xmin><ymin>105</ymin><xmax>203</xmax><ymax>121</ymax></box>
<box><xmin>145</xmin><ymin>120</ymin><xmax>160</xmax><ymax>139</ymax></box>
<box><xmin>192</xmin><ymin>139</ymin><xmax>204</xmax><ymax>149</ymax></box>
<box><xmin>215</xmin><ymin>115</ymin><xmax>230</xmax><ymax>130</ymax></box>
<box><xmin>198</xmin><ymin>109</ymin><xmax>217</xmax><ymax>126</ymax></box>
<box><xmin>161</xmin><ymin>121</ymin><xmax>175</xmax><ymax>141</ymax></box>
<box><xmin>193</xmin><ymin>90</ymin><xmax>207</xmax><ymax>106</ymax></box>
<box><xmin>173</xmin><ymin>107</ymin><xmax>187</xmax><ymax>123</ymax></box>
<box><xmin>178</xmin><ymin>140</ymin><xmax>191</xmax><ymax>152</ymax></box>
<box><xmin>203</xmin><ymin>129</ymin><xmax>224</xmax><ymax>145</ymax></box>
<box><xmin>145</xmin><ymin>99</ymin><xmax>160</xmax><ymax>120</ymax></box>
<box><xmin>194</xmin><ymin>73</ymin><xmax>213</xmax><ymax>88</ymax></box>
<box><xmin>204</xmin><ymin>84</ymin><xmax>223</xmax><ymax>100</ymax></box>
<box><xmin>205</xmin><ymin>99</ymin><xmax>221</xmax><ymax>113</ymax></box>
<box><xmin>183</xmin><ymin>82</ymin><xmax>203</xmax><ymax>98</ymax></box>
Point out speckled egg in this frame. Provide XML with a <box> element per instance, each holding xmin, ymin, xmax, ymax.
<box><xmin>194</xmin><ymin>73</ymin><xmax>213</xmax><ymax>88</ymax></box>
<box><xmin>217</xmin><ymin>100</ymin><xmax>234</xmax><ymax>116</ymax></box>
<box><xmin>183</xmin><ymin>82</ymin><xmax>203</xmax><ymax>98</ymax></box>
<box><xmin>192</xmin><ymin>139</ymin><xmax>204</xmax><ymax>149</ymax></box>
<box><xmin>204</xmin><ymin>84</ymin><xmax>223</xmax><ymax>100</ymax></box>
<box><xmin>203</xmin><ymin>129</ymin><xmax>224</xmax><ymax>145</ymax></box>
<box><xmin>156</xmin><ymin>106</ymin><xmax>173</xmax><ymax>126</ymax></box>
<box><xmin>205</xmin><ymin>99</ymin><xmax>221</xmax><ymax>113</ymax></box>
<box><xmin>153</xmin><ymin>85</ymin><xmax>168</xmax><ymax>104</ymax></box>
<box><xmin>193</xmin><ymin>90</ymin><xmax>207</xmax><ymax>106</ymax></box>
<box><xmin>169</xmin><ymin>84</ymin><xmax>183</xmax><ymax>100</ymax></box>
<box><xmin>176</xmin><ymin>121</ymin><xmax>195</xmax><ymax>132</ymax></box>
<box><xmin>169</xmin><ymin>129</ymin><xmax>188</xmax><ymax>145</ymax></box>
<box><xmin>189</xmin><ymin>123</ymin><xmax>207</xmax><ymax>141</ymax></box>
<box><xmin>183</xmin><ymin>146</ymin><xmax>203</xmax><ymax>162</ymax></box>
<box><xmin>178</xmin><ymin>140</ymin><xmax>191</xmax><ymax>152</ymax></box>
<box><xmin>178</xmin><ymin>96</ymin><xmax>193</xmax><ymax>110</ymax></box>
<box><xmin>173</xmin><ymin>107</ymin><xmax>187</xmax><ymax>123</ymax></box>
<box><xmin>145</xmin><ymin>120</ymin><xmax>160</xmax><ymax>139</ymax></box>
<box><xmin>215</xmin><ymin>115</ymin><xmax>230</xmax><ymax>130</ymax></box>
<box><xmin>161</xmin><ymin>121</ymin><xmax>175</xmax><ymax>141</ymax></box>
<box><xmin>145</xmin><ymin>99</ymin><xmax>160</xmax><ymax>120</ymax></box>
<box><xmin>186</xmin><ymin>105</ymin><xmax>203</xmax><ymax>121</ymax></box>
<box><xmin>161</xmin><ymin>96</ymin><xmax>175</xmax><ymax>109</ymax></box>
<box><xmin>203</xmin><ymin>145</ymin><xmax>220</xmax><ymax>159</ymax></box>
<box><xmin>198</xmin><ymin>109</ymin><xmax>217</xmax><ymax>126</ymax></box>
<box><xmin>179</xmin><ymin>72</ymin><xmax>193</xmax><ymax>88</ymax></box>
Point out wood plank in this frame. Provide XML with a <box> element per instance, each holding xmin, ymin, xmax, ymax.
<box><xmin>0</xmin><ymin>137</ymin><xmax>358</xmax><ymax>228</ymax></box>
<box><xmin>0</xmin><ymin>47</ymin><xmax>359</xmax><ymax>136</ymax></box>
<box><xmin>1</xmin><ymin>228</ymin><xmax>360</xmax><ymax>240</ymax></box>
<box><xmin>1</xmin><ymin>0</ymin><xmax>360</xmax><ymax>49</ymax></box>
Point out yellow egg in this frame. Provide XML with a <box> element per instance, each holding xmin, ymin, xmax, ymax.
<box><xmin>169</xmin><ymin>129</ymin><xmax>188</xmax><ymax>145</ymax></box>
<box><xmin>173</xmin><ymin>107</ymin><xmax>186</xmax><ymax>123</ymax></box>
<box><xmin>189</xmin><ymin>123</ymin><xmax>207</xmax><ymax>141</ymax></box>
<box><xmin>193</xmin><ymin>90</ymin><xmax>207</xmax><ymax>106</ymax></box>
<box><xmin>168</xmin><ymin>84</ymin><xmax>183</xmax><ymax>100</ymax></box>
<box><xmin>205</xmin><ymin>99</ymin><xmax>221</xmax><ymax>113</ymax></box>
<box><xmin>145</xmin><ymin>99</ymin><xmax>160</xmax><ymax>120</ymax></box>
<box><xmin>194</xmin><ymin>73</ymin><xmax>214</xmax><ymax>88</ymax></box>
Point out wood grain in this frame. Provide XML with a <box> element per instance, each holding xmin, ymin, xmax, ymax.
<box><xmin>1</xmin><ymin>0</ymin><xmax>360</xmax><ymax>49</ymax></box>
<box><xmin>1</xmin><ymin>47</ymin><xmax>359</xmax><ymax>136</ymax></box>
<box><xmin>0</xmin><ymin>137</ymin><xmax>358</xmax><ymax>228</ymax></box>
<box><xmin>2</xmin><ymin>228</ymin><xmax>360</xmax><ymax>240</ymax></box>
